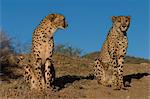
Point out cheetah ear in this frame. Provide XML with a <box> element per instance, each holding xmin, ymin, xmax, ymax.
<box><xmin>47</xmin><ymin>14</ymin><xmax>56</xmax><ymax>22</ymax></box>
<box><xmin>127</xmin><ymin>16</ymin><xmax>131</xmax><ymax>20</ymax></box>
<box><xmin>16</xmin><ymin>55</ymin><xmax>24</xmax><ymax>63</ymax></box>
<box><xmin>18</xmin><ymin>55</ymin><xmax>24</xmax><ymax>60</ymax></box>
<box><xmin>112</xmin><ymin>16</ymin><xmax>117</xmax><ymax>23</ymax></box>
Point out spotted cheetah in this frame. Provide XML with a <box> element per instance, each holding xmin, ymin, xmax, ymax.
<box><xmin>94</xmin><ymin>16</ymin><xmax>131</xmax><ymax>90</ymax></box>
<box><xmin>32</xmin><ymin>13</ymin><xmax>67</xmax><ymax>90</ymax></box>
<box><xmin>16</xmin><ymin>54</ymin><xmax>40</xmax><ymax>90</ymax></box>
<box><xmin>17</xmin><ymin>54</ymin><xmax>55</xmax><ymax>91</ymax></box>
<box><xmin>17</xmin><ymin>14</ymin><xmax>68</xmax><ymax>91</ymax></box>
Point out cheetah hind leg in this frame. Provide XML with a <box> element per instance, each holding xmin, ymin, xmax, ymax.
<box><xmin>34</xmin><ymin>58</ymin><xmax>45</xmax><ymax>91</ymax></box>
<box><xmin>23</xmin><ymin>65</ymin><xmax>38</xmax><ymax>90</ymax></box>
<box><xmin>94</xmin><ymin>59</ymin><xmax>113</xmax><ymax>87</ymax></box>
<box><xmin>44</xmin><ymin>58</ymin><xmax>55</xmax><ymax>90</ymax></box>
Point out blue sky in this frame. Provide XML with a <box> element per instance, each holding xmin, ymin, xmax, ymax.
<box><xmin>1</xmin><ymin>0</ymin><xmax>150</xmax><ymax>59</ymax></box>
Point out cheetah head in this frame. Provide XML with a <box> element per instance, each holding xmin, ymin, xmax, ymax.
<box><xmin>112</xmin><ymin>16</ymin><xmax>131</xmax><ymax>32</ymax></box>
<box><xmin>46</xmin><ymin>14</ymin><xmax>68</xmax><ymax>29</ymax></box>
<box><xmin>16</xmin><ymin>54</ymin><xmax>31</xmax><ymax>66</ymax></box>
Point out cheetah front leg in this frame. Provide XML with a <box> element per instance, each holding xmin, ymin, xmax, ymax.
<box><xmin>44</xmin><ymin>58</ymin><xmax>55</xmax><ymax>90</ymax></box>
<box><xmin>116</xmin><ymin>55</ymin><xmax>126</xmax><ymax>89</ymax></box>
<box><xmin>108</xmin><ymin>45</ymin><xmax>122</xmax><ymax>89</ymax></box>
<box><xmin>109</xmin><ymin>54</ymin><xmax>124</xmax><ymax>90</ymax></box>
<box><xmin>111</xmin><ymin>55</ymin><xmax>125</xmax><ymax>90</ymax></box>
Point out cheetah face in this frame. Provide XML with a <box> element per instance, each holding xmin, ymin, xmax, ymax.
<box><xmin>47</xmin><ymin>14</ymin><xmax>68</xmax><ymax>29</ymax></box>
<box><xmin>112</xmin><ymin>16</ymin><xmax>130</xmax><ymax>32</ymax></box>
<box><xmin>16</xmin><ymin>55</ymin><xmax>30</xmax><ymax>66</ymax></box>
<box><xmin>16</xmin><ymin>55</ymin><xmax>25</xmax><ymax>65</ymax></box>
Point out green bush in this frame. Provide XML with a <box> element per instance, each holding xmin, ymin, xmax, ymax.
<box><xmin>54</xmin><ymin>43</ymin><xmax>83</xmax><ymax>57</ymax></box>
<box><xmin>0</xmin><ymin>30</ymin><xmax>15</xmax><ymax>57</ymax></box>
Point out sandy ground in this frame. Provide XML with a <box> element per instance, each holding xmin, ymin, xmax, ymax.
<box><xmin>0</xmin><ymin>56</ymin><xmax>150</xmax><ymax>99</ymax></box>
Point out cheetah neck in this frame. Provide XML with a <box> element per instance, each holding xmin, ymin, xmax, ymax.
<box><xmin>109</xmin><ymin>26</ymin><xmax>127</xmax><ymax>39</ymax></box>
<box><xmin>37</xmin><ymin>19</ymin><xmax>58</xmax><ymax>37</ymax></box>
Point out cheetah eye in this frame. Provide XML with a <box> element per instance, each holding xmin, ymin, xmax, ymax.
<box><xmin>117</xmin><ymin>19</ymin><xmax>121</xmax><ymax>22</ymax></box>
<box><xmin>125</xmin><ymin>19</ymin><xmax>128</xmax><ymax>22</ymax></box>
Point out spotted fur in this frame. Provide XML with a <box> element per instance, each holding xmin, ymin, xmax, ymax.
<box><xmin>94</xmin><ymin>16</ymin><xmax>131</xmax><ymax>90</ymax></box>
<box><xmin>17</xmin><ymin>14</ymin><xmax>68</xmax><ymax>91</ymax></box>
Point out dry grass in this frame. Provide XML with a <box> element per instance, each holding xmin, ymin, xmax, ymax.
<box><xmin>0</xmin><ymin>52</ymin><xmax>150</xmax><ymax>98</ymax></box>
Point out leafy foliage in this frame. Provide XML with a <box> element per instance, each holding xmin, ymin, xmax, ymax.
<box><xmin>0</xmin><ymin>30</ymin><xmax>15</xmax><ymax>57</ymax></box>
<box><xmin>54</xmin><ymin>43</ymin><xmax>83</xmax><ymax>57</ymax></box>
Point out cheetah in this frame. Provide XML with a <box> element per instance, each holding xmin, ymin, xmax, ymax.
<box><xmin>31</xmin><ymin>13</ymin><xmax>67</xmax><ymax>90</ymax></box>
<box><xmin>17</xmin><ymin>14</ymin><xmax>68</xmax><ymax>91</ymax></box>
<box><xmin>17</xmin><ymin>54</ymin><xmax>55</xmax><ymax>91</ymax></box>
<box><xmin>16</xmin><ymin>54</ymin><xmax>40</xmax><ymax>90</ymax></box>
<box><xmin>94</xmin><ymin>16</ymin><xmax>131</xmax><ymax>90</ymax></box>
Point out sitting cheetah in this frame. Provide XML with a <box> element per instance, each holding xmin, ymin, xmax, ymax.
<box><xmin>32</xmin><ymin>13</ymin><xmax>67</xmax><ymax>90</ymax></box>
<box><xmin>17</xmin><ymin>54</ymin><xmax>55</xmax><ymax>91</ymax></box>
<box><xmin>17</xmin><ymin>14</ymin><xmax>68</xmax><ymax>91</ymax></box>
<box><xmin>16</xmin><ymin>54</ymin><xmax>40</xmax><ymax>90</ymax></box>
<box><xmin>94</xmin><ymin>16</ymin><xmax>131</xmax><ymax>90</ymax></box>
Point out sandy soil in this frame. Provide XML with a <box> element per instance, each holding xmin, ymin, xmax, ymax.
<box><xmin>0</xmin><ymin>57</ymin><xmax>150</xmax><ymax>99</ymax></box>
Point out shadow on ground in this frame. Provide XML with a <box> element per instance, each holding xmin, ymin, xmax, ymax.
<box><xmin>54</xmin><ymin>72</ymin><xmax>150</xmax><ymax>90</ymax></box>
<box><xmin>54</xmin><ymin>74</ymin><xmax>94</xmax><ymax>90</ymax></box>
<box><xmin>123</xmin><ymin>73</ymin><xmax>150</xmax><ymax>87</ymax></box>
<box><xmin>0</xmin><ymin>62</ymin><xmax>22</xmax><ymax>82</ymax></box>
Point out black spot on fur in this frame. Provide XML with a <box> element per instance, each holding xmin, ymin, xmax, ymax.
<box><xmin>119</xmin><ymin>55</ymin><xmax>124</xmax><ymax>58</ymax></box>
<box><xmin>112</xmin><ymin>57</ymin><xmax>115</xmax><ymax>60</ymax></box>
<box><xmin>97</xmin><ymin>68</ymin><xmax>100</xmax><ymax>71</ymax></box>
<box><xmin>48</xmin><ymin>66</ymin><xmax>51</xmax><ymax>68</ymax></box>
<box><xmin>27</xmin><ymin>78</ymin><xmax>29</xmax><ymax>81</ymax></box>
<box><xmin>114</xmin><ymin>66</ymin><xmax>117</xmax><ymax>68</ymax></box>
<box><xmin>47</xmin><ymin>73</ymin><xmax>50</xmax><ymax>75</ymax></box>
<box><xmin>25</xmin><ymin>72</ymin><xmax>28</xmax><ymax>74</ymax></box>
<box><xmin>49</xmin><ymin>55</ymin><xmax>52</xmax><ymax>57</ymax></box>
<box><xmin>95</xmin><ymin>65</ymin><xmax>98</xmax><ymax>67</ymax></box>
<box><xmin>43</xmin><ymin>35</ymin><xmax>46</xmax><ymax>38</ymax></box>
<box><xmin>26</xmin><ymin>66</ymin><xmax>29</xmax><ymax>68</ymax></box>
<box><xmin>120</xmin><ymin>70</ymin><xmax>123</xmax><ymax>72</ymax></box>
